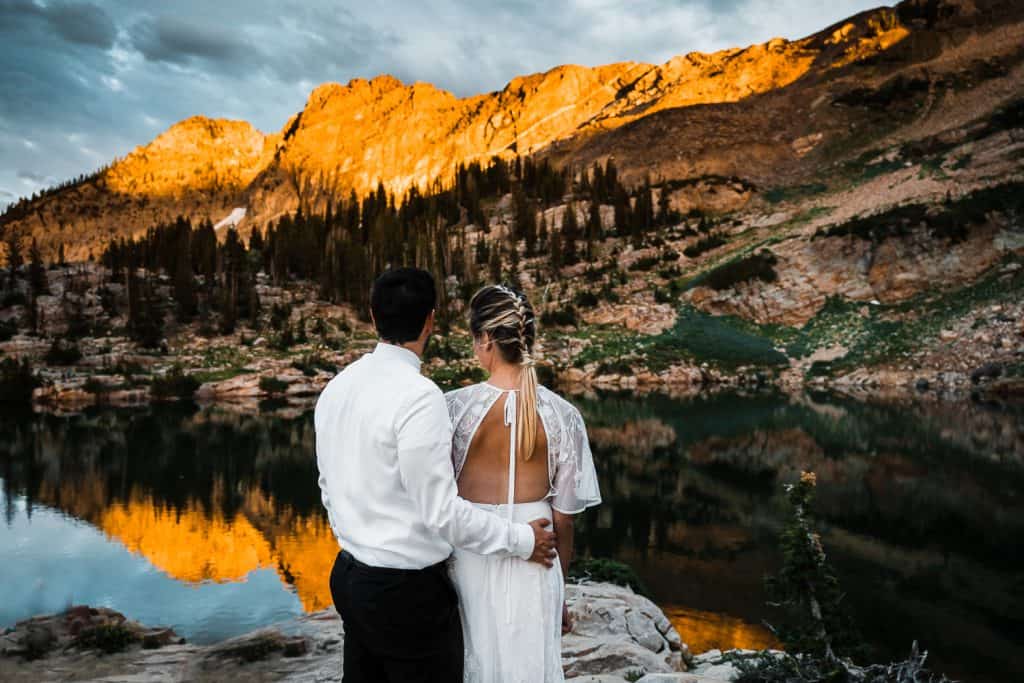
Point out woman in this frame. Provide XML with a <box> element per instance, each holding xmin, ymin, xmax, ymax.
<box><xmin>445</xmin><ymin>284</ymin><xmax>602</xmax><ymax>683</ymax></box>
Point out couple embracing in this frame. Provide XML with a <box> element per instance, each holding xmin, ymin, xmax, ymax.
<box><xmin>315</xmin><ymin>268</ymin><xmax>602</xmax><ymax>682</ymax></box>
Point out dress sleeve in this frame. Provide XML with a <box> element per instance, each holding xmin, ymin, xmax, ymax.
<box><xmin>551</xmin><ymin>403</ymin><xmax>602</xmax><ymax>515</ymax></box>
<box><xmin>444</xmin><ymin>387</ymin><xmax>470</xmax><ymax>477</ymax></box>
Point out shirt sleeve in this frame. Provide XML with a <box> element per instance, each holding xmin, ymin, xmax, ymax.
<box><xmin>551</xmin><ymin>404</ymin><xmax>603</xmax><ymax>515</ymax></box>
<box><xmin>313</xmin><ymin>393</ymin><xmax>341</xmax><ymax>540</ymax></box>
<box><xmin>396</xmin><ymin>384</ymin><xmax>535</xmax><ymax>559</ymax></box>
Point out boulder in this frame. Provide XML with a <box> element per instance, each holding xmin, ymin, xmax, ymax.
<box><xmin>563</xmin><ymin>582</ymin><xmax>685</xmax><ymax>678</ymax></box>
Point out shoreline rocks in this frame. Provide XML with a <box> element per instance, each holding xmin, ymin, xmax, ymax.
<box><xmin>0</xmin><ymin>582</ymin><xmax>753</xmax><ymax>682</ymax></box>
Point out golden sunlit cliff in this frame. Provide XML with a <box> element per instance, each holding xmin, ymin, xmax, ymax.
<box><xmin>6</xmin><ymin>0</ymin><xmax>1022</xmax><ymax>260</ymax></box>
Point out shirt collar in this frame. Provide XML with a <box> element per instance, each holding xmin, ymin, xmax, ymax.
<box><xmin>372</xmin><ymin>342</ymin><xmax>422</xmax><ymax>371</ymax></box>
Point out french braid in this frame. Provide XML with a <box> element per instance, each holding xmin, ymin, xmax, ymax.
<box><xmin>470</xmin><ymin>284</ymin><xmax>540</xmax><ymax>461</ymax></box>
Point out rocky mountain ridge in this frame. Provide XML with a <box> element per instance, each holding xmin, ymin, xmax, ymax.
<box><xmin>6</xmin><ymin>0</ymin><xmax>1022</xmax><ymax>261</ymax></box>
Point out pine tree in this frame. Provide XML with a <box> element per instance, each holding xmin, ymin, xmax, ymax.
<box><xmin>549</xmin><ymin>223</ymin><xmax>564</xmax><ymax>274</ymax></box>
<box><xmin>488</xmin><ymin>242</ymin><xmax>502</xmax><ymax>283</ymax></box>
<box><xmin>173</xmin><ymin>232</ymin><xmax>197</xmax><ymax>322</ymax></box>
<box><xmin>766</xmin><ymin>472</ymin><xmax>865</xmax><ymax>660</ymax></box>
<box><xmin>562</xmin><ymin>202</ymin><xmax>579</xmax><ymax>265</ymax></box>
<box><xmin>657</xmin><ymin>184</ymin><xmax>673</xmax><ymax>226</ymax></box>
<box><xmin>4</xmin><ymin>235</ymin><xmax>23</xmax><ymax>289</ymax></box>
<box><xmin>587</xmin><ymin>199</ymin><xmax>603</xmax><ymax>242</ymax></box>
<box><xmin>28</xmin><ymin>239</ymin><xmax>47</xmax><ymax>296</ymax></box>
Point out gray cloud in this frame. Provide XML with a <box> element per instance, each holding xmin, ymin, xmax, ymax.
<box><xmin>16</xmin><ymin>170</ymin><xmax>55</xmax><ymax>184</ymax></box>
<box><xmin>44</xmin><ymin>1</ymin><xmax>117</xmax><ymax>48</ymax></box>
<box><xmin>0</xmin><ymin>0</ymin><xmax>116</xmax><ymax>49</ymax></box>
<box><xmin>130</xmin><ymin>15</ymin><xmax>249</xmax><ymax>64</ymax></box>
<box><xmin>0</xmin><ymin>0</ymin><xmax>884</xmax><ymax>211</ymax></box>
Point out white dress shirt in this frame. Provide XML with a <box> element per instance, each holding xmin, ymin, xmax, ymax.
<box><xmin>315</xmin><ymin>342</ymin><xmax>536</xmax><ymax>569</ymax></box>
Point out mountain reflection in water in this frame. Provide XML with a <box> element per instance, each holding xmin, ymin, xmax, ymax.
<box><xmin>1</xmin><ymin>390</ymin><xmax>1022</xmax><ymax>682</ymax></box>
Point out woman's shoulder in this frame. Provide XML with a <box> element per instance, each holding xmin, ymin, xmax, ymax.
<box><xmin>537</xmin><ymin>385</ymin><xmax>584</xmax><ymax>422</ymax></box>
<box><xmin>443</xmin><ymin>381</ymin><xmax>498</xmax><ymax>410</ymax></box>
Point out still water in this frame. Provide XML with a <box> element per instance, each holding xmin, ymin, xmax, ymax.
<box><xmin>1</xmin><ymin>390</ymin><xmax>1022</xmax><ymax>682</ymax></box>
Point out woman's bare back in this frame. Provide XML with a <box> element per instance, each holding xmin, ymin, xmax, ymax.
<box><xmin>456</xmin><ymin>393</ymin><xmax>550</xmax><ymax>504</ymax></box>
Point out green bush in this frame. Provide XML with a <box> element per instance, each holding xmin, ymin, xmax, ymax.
<box><xmin>291</xmin><ymin>353</ymin><xmax>337</xmax><ymax>377</ymax></box>
<box><xmin>151</xmin><ymin>366</ymin><xmax>200</xmax><ymax>399</ymax></box>
<box><xmin>45</xmin><ymin>339</ymin><xmax>82</xmax><ymax>365</ymax></box>
<box><xmin>573</xmin><ymin>290</ymin><xmax>600</xmax><ymax>309</ymax></box>
<box><xmin>628</xmin><ymin>256</ymin><xmax>660</xmax><ymax>272</ymax></box>
<box><xmin>74</xmin><ymin>623</ymin><xmax>138</xmax><ymax>655</ymax></box>
<box><xmin>430</xmin><ymin>364</ymin><xmax>486</xmax><ymax>392</ymax></box>
<box><xmin>270</xmin><ymin>303</ymin><xmax>292</xmax><ymax>331</ymax></box>
<box><xmin>568</xmin><ymin>558</ymin><xmax>649</xmax><ymax>596</ymax></box>
<box><xmin>683</xmin><ymin>233</ymin><xmax>727</xmax><ymax>258</ymax></box>
<box><xmin>814</xmin><ymin>181</ymin><xmax>1024</xmax><ymax>245</ymax></box>
<box><xmin>83</xmin><ymin>377</ymin><xmax>111</xmax><ymax>395</ymax></box>
<box><xmin>658</xmin><ymin>306</ymin><xmax>789</xmax><ymax>368</ymax></box>
<box><xmin>654</xmin><ymin>287</ymin><xmax>675</xmax><ymax>304</ymax></box>
<box><xmin>540</xmin><ymin>305</ymin><xmax>578</xmax><ymax>328</ymax></box>
<box><xmin>700</xmin><ymin>250</ymin><xmax>778</xmax><ymax>291</ymax></box>
<box><xmin>259</xmin><ymin>376</ymin><xmax>289</xmax><ymax>394</ymax></box>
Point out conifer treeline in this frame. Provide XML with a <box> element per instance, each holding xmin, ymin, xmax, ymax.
<box><xmin>98</xmin><ymin>155</ymin><xmax>681</xmax><ymax>331</ymax></box>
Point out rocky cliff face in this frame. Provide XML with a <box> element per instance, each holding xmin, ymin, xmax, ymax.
<box><xmin>9</xmin><ymin>0</ymin><xmax>1019</xmax><ymax>260</ymax></box>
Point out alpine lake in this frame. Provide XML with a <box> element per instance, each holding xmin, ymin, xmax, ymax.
<box><xmin>2</xmin><ymin>388</ymin><xmax>1022</xmax><ymax>682</ymax></box>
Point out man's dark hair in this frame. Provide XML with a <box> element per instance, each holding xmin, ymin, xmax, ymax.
<box><xmin>370</xmin><ymin>268</ymin><xmax>436</xmax><ymax>343</ymax></box>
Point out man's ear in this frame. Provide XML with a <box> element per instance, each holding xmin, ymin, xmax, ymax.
<box><xmin>421</xmin><ymin>309</ymin><xmax>436</xmax><ymax>340</ymax></box>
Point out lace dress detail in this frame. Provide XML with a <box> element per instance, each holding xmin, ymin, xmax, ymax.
<box><xmin>444</xmin><ymin>383</ymin><xmax>601</xmax><ymax>683</ymax></box>
<box><xmin>445</xmin><ymin>383</ymin><xmax>602</xmax><ymax>514</ymax></box>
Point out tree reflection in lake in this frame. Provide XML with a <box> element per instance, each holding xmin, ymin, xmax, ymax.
<box><xmin>0</xmin><ymin>391</ymin><xmax>1021</xmax><ymax>682</ymax></box>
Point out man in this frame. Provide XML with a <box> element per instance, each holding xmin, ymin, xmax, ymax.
<box><xmin>315</xmin><ymin>267</ymin><xmax>557</xmax><ymax>682</ymax></box>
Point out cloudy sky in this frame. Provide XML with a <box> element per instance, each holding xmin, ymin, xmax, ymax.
<box><xmin>0</xmin><ymin>0</ymin><xmax>883</xmax><ymax>209</ymax></box>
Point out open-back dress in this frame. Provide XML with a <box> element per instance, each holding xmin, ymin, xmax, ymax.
<box><xmin>445</xmin><ymin>382</ymin><xmax>601</xmax><ymax>683</ymax></box>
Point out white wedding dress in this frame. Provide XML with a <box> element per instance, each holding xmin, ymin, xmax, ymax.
<box><xmin>445</xmin><ymin>382</ymin><xmax>602</xmax><ymax>683</ymax></box>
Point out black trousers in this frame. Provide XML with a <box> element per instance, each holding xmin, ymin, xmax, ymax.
<box><xmin>329</xmin><ymin>550</ymin><xmax>464</xmax><ymax>683</ymax></box>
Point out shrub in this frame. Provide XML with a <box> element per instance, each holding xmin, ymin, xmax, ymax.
<box><xmin>0</xmin><ymin>318</ymin><xmax>16</xmax><ymax>341</ymax></box>
<box><xmin>151</xmin><ymin>366</ymin><xmax>200</xmax><ymax>399</ymax></box>
<box><xmin>430</xmin><ymin>365</ymin><xmax>486</xmax><ymax>392</ymax></box>
<box><xmin>259</xmin><ymin>376</ymin><xmax>288</xmax><ymax>394</ymax></box>
<box><xmin>74</xmin><ymin>623</ymin><xmax>138</xmax><ymax>655</ymax></box>
<box><xmin>270</xmin><ymin>303</ymin><xmax>291</xmax><ymax>331</ymax></box>
<box><xmin>596</xmin><ymin>359</ymin><xmax>634</xmax><ymax>376</ymax></box>
<box><xmin>653</xmin><ymin>287</ymin><xmax>675</xmax><ymax>304</ymax></box>
<box><xmin>628</xmin><ymin>256</ymin><xmax>660</xmax><ymax>272</ymax></box>
<box><xmin>702</xmin><ymin>250</ymin><xmax>778</xmax><ymax>291</ymax></box>
<box><xmin>45</xmin><ymin>339</ymin><xmax>82</xmax><ymax>365</ymax></box>
<box><xmin>83</xmin><ymin>377</ymin><xmax>110</xmax><ymax>395</ymax></box>
<box><xmin>598</xmin><ymin>284</ymin><xmax>620</xmax><ymax>304</ymax></box>
<box><xmin>573</xmin><ymin>290</ymin><xmax>600</xmax><ymax>309</ymax></box>
<box><xmin>568</xmin><ymin>558</ymin><xmax>649</xmax><ymax>596</ymax></box>
<box><xmin>424</xmin><ymin>336</ymin><xmax>469</xmax><ymax>363</ymax></box>
<box><xmin>291</xmin><ymin>353</ymin><xmax>337</xmax><ymax>377</ymax></box>
<box><xmin>683</xmin><ymin>233</ymin><xmax>727</xmax><ymax>258</ymax></box>
<box><xmin>540</xmin><ymin>305</ymin><xmax>578</xmax><ymax>328</ymax></box>
<box><xmin>271</xmin><ymin>324</ymin><xmax>296</xmax><ymax>351</ymax></box>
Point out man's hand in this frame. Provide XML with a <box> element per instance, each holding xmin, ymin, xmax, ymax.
<box><xmin>527</xmin><ymin>518</ymin><xmax>557</xmax><ymax>568</ymax></box>
<box><xmin>562</xmin><ymin>601</ymin><xmax>573</xmax><ymax>635</ymax></box>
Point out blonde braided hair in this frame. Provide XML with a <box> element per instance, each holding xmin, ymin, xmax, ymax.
<box><xmin>470</xmin><ymin>284</ymin><xmax>540</xmax><ymax>461</ymax></box>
